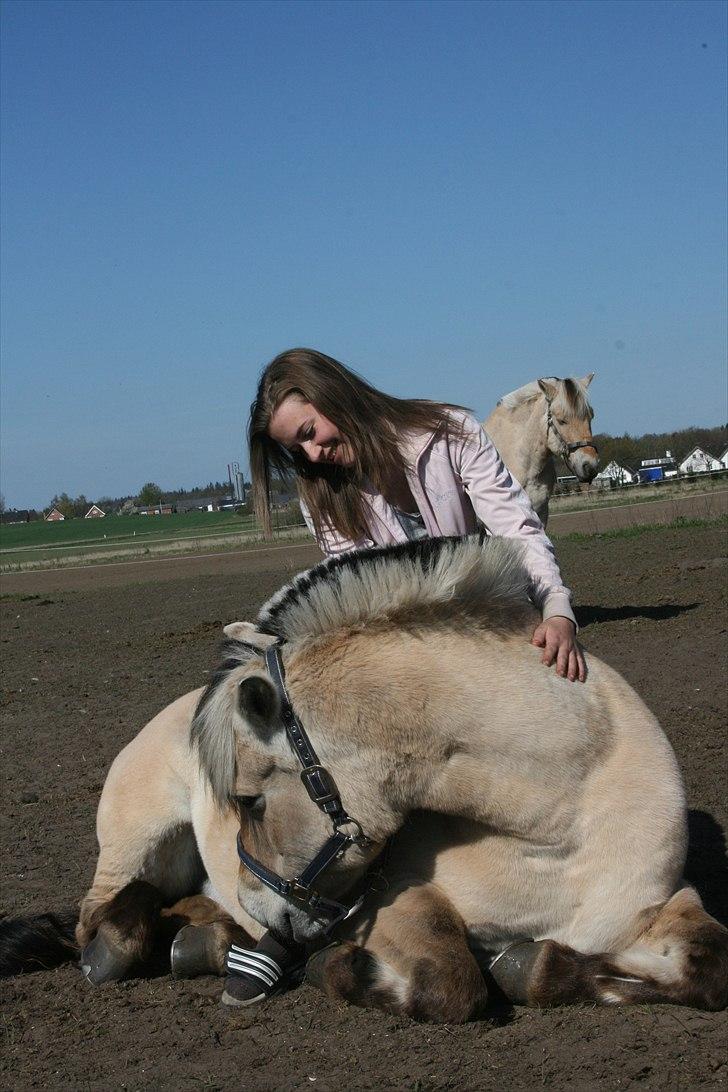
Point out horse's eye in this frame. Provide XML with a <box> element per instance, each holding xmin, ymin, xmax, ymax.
<box><xmin>235</xmin><ymin>794</ymin><xmax>265</xmax><ymax>815</ymax></box>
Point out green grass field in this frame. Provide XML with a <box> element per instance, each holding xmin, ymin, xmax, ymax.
<box><xmin>0</xmin><ymin>507</ymin><xmax>308</xmax><ymax>570</ymax></box>
<box><xmin>0</xmin><ymin>510</ymin><xmax>255</xmax><ymax>551</ymax></box>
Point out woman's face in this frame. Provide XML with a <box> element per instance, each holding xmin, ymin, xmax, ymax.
<box><xmin>268</xmin><ymin>395</ymin><xmax>354</xmax><ymax>467</ymax></box>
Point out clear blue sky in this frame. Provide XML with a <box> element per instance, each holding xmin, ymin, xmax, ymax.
<box><xmin>1</xmin><ymin>0</ymin><xmax>726</xmax><ymax>509</ymax></box>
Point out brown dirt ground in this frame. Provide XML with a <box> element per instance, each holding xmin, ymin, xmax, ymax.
<box><xmin>1</xmin><ymin>523</ymin><xmax>727</xmax><ymax>1092</ymax></box>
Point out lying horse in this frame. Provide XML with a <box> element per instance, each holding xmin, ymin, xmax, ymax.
<box><xmin>484</xmin><ymin>376</ymin><xmax>599</xmax><ymax>526</ymax></box>
<box><xmin>4</xmin><ymin>537</ymin><xmax>726</xmax><ymax>1023</ymax></box>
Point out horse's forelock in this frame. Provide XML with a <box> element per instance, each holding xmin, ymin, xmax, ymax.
<box><xmin>191</xmin><ymin>639</ymin><xmax>261</xmax><ymax>807</ymax></box>
<box><xmin>557</xmin><ymin>378</ymin><xmax>593</xmax><ymax>421</ymax></box>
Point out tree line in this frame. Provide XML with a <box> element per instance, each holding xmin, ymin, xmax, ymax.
<box><xmin>0</xmin><ymin>479</ymin><xmax>250</xmax><ymax>523</ymax></box>
<box><xmin>586</xmin><ymin>423</ymin><xmax>727</xmax><ymax>473</ymax></box>
<box><xmin>2</xmin><ymin>422</ymin><xmax>726</xmax><ymax>523</ymax></box>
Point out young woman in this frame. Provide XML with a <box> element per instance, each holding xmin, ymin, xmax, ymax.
<box><xmin>224</xmin><ymin>348</ymin><xmax>587</xmax><ymax>1005</ymax></box>
<box><xmin>249</xmin><ymin>347</ymin><xmax>584</xmax><ymax>682</ymax></box>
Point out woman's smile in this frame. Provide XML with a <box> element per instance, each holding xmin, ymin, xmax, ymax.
<box><xmin>268</xmin><ymin>396</ymin><xmax>354</xmax><ymax>467</ymax></box>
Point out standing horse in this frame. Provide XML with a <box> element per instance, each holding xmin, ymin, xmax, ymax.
<box><xmin>3</xmin><ymin>537</ymin><xmax>726</xmax><ymax>1023</ymax></box>
<box><xmin>484</xmin><ymin>376</ymin><xmax>599</xmax><ymax>526</ymax></box>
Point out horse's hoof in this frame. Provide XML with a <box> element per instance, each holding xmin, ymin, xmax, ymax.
<box><xmin>487</xmin><ymin>939</ymin><xmax>545</xmax><ymax>1004</ymax></box>
<box><xmin>305</xmin><ymin>942</ymin><xmax>342</xmax><ymax>991</ymax></box>
<box><xmin>80</xmin><ymin>932</ymin><xmax>132</xmax><ymax>985</ymax></box>
<box><xmin>171</xmin><ymin>924</ymin><xmax>220</xmax><ymax>979</ymax></box>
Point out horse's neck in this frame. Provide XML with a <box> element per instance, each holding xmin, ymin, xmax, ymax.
<box><xmin>292</xmin><ymin>634</ymin><xmax>544</xmax><ymax>836</ymax></box>
<box><xmin>485</xmin><ymin>399</ymin><xmax>554</xmax><ymax>488</ymax></box>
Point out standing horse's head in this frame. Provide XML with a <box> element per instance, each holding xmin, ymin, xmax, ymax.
<box><xmin>192</xmin><ymin>622</ymin><xmax>390</xmax><ymax>944</ymax></box>
<box><xmin>538</xmin><ymin>375</ymin><xmax>599</xmax><ymax>483</ymax></box>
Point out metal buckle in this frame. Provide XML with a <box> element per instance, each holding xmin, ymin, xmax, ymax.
<box><xmin>333</xmin><ymin>816</ymin><xmax>368</xmax><ymax>846</ymax></box>
<box><xmin>300</xmin><ymin>765</ymin><xmax>341</xmax><ymax>806</ymax></box>
<box><xmin>289</xmin><ymin>879</ymin><xmax>313</xmax><ymax>905</ymax></box>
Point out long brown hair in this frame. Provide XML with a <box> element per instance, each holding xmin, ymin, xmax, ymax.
<box><xmin>248</xmin><ymin>348</ymin><xmax>467</xmax><ymax>540</ymax></box>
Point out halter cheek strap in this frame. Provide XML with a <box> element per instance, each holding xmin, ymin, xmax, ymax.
<box><xmin>236</xmin><ymin>642</ymin><xmax>371</xmax><ymax>927</ymax></box>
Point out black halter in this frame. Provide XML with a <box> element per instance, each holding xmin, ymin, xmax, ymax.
<box><xmin>236</xmin><ymin>643</ymin><xmax>372</xmax><ymax>927</ymax></box>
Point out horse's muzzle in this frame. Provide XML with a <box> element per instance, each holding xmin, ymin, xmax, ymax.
<box><xmin>571</xmin><ymin>448</ymin><xmax>600</xmax><ymax>482</ymax></box>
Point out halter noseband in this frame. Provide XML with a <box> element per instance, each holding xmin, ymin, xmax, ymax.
<box><xmin>236</xmin><ymin>642</ymin><xmax>372</xmax><ymax>927</ymax></box>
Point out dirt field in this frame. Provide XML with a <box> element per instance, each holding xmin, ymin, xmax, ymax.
<box><xmin>1</xmin><ymin>523</ymin><xmax>727</xmax><ymax>1091</ymax></box>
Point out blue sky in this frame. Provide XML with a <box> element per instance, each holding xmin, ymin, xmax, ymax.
<box><xmin>1</xmin><ymin>0</ymin><xmax>726</xmax><ymax>509</ymax></box>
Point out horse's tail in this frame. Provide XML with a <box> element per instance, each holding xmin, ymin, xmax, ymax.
<box><xmin>0</xmin><ymin>910</ymin><xmax>78</xmax><ymax>977</ymax></box>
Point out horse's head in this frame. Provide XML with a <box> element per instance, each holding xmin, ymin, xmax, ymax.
<box><xmin>193</xmin><ymin>622</ymin><xmax>390</xmax><ymax>944</ymax></box>
<box><xmin>538</xmin><ymin>375</ymin><xmax>599</xmax><ymax>483</ymax></box>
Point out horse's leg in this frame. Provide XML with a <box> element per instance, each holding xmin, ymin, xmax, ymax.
<box><xmin>489</xmin><ymin>886</ymin><xmax>728</xmax><ymax>1011</ymax></box>
<box><xmin>78</xmin><ymin>879</ymin><xmax>167</xmax><ymax>985</ymax></box>
<box><xmin>163</xmin><ymin>895</ymin><xmax>255</xmax><ymax>979</ymax></box>
<box><xmin>78</xmin><ymin>700</ymin><xmax>204</xmax><ymax>984</ymax></box>
<box><xmin>306</xmin><ymin>882</ymin><xmax>488</xmax><ymax>1023</ymax></box>
<box><xmin>78</xmin><ymin>817</ymin><xmax>203</xmax><ymax>985</ymax></box>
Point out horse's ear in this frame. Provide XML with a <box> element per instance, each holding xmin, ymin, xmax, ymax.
<box><xmin>224</xmin><ymin>622</ymin><xmax>278</xmax><ymax>650</ymax></box>
<box><xmin>237</xmin><ymin>673</ymin><xmax>282</xmax><ymax>742</ymax></box>
<box><xmin>538</xmin><ymin>378</ymin><xmax>558</xmax><ymax>402</ymax></box>
<box><xmin>580</xmin><ymin>373</ymin><xmax>595</xmax><ymax>388</ymax></box>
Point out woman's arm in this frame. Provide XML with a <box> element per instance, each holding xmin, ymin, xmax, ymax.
<box><xmin>452</xmin><ymin>415</ymin><xmax>585</xmax><ymax>681</ymax></box>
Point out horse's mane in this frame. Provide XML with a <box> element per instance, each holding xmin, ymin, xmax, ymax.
<box><xmin>191</xmin><ymin>536</ymin><xmax>533</xmax><ymax>804</ymax></box>
<box><xmin>256</xmin><ymin>534</ymin><xmax>531</xmax><ymax>643</ymax></box>
<box><xmin>498</xmin><ymin>377</ymin><xmax>592</xmax><ymax>419</ymax></box>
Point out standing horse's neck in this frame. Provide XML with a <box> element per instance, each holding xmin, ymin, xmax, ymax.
<box><xmin>494</xmin><ymin>396</ymin><xmax>554</xmax><ymax>487</ymax></box>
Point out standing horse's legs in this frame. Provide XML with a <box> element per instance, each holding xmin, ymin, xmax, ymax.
<box><xmin>306</xmin><ymin>882</ymin><xmax>488</xmax><ymax>1023</ymax></box>
<box><xmin>488</xmin><ymin>886</ymin><xmax>728</xmax><ymax>1011</ymax></box>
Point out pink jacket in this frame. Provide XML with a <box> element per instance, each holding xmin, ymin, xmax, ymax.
<box><xmin>300</xmin><ymin>411</ymin><xmax>575</xmax><ymax>626</ymax></box>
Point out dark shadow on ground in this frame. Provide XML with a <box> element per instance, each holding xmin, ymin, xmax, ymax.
<box><xmin>577</xmin><ymin>603</ymin><xmax>698</xmax><ymax>628</ymax></box>
<box><xmin>685</xmin><ymin>809</ymin><xmax>728</xmax><ymax>926</ymax></box>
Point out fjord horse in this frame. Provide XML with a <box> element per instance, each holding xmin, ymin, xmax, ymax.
<box><xmin>484</xmin><ymin>376</ymin><xmax>599</xmax><ymax>525</ymax></box>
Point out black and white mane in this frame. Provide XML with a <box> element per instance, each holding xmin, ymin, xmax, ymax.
<box><xmin>256</xmin><ymin>533</ymin><xmax>530</xmax><ymax>642</ymax></box>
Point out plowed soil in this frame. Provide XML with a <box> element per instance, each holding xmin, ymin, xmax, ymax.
<box><xmin>1</xmin><ymin>523</ymin><xmax>727</xmax><ymax>1092</ymax></box>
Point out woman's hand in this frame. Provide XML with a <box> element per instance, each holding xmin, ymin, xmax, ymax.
<box><xmin>531</xmin><ymin>616</ymin><xmax>586</xmax><ymax>682</ymax></box>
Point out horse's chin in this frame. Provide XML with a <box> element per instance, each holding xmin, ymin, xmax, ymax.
<box><xmin>571</xmin><ymin>454</ymin><xmax>600</xmax><ymax>483</ymax></box>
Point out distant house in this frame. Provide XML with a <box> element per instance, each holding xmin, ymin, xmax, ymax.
<box><xmin>176</xmin><ymin>495</ymin><xmax>233</xmax><ymax>513</ymax></box>
<box><xmin>136</xmin><ymin>503</ymin><xmax>174</xmax><ymax>516</ymax></box>
<box><xmin>84</xmin><ymin>504</ymin><xmax>106</xmax><ymax>519</ymax></box>
<box><xmin>595</xmin><ymin>461</ymin><xmax>635</xmax><ymax>485</ymax></box>
<box><xmin>678</xmin><ymin>447</ymin><xmax>722</xmax><ymax>474</ymax></box>
<box><xmin>718</xmin><ymin>447</ymin><xmax>728</xmax><ymax>470</ymax></box>
<box><xmin>45</xmin><ymin>507</ymin><xmax>65</xmax><ymax>521</ymax></box>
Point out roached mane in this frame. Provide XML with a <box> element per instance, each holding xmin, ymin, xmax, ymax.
<box><xmin>192</xmin><ymin>535</ymin><xmax>533</xmax><ymax>805</ymax></box>
<box><xmin>255</xmin><ymin>534</ymin><xmax>532</xmax><ymax>642</ymax></box>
